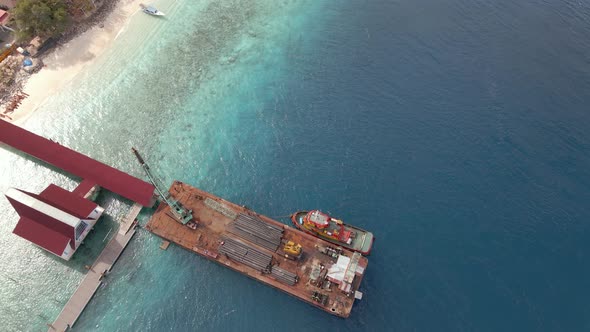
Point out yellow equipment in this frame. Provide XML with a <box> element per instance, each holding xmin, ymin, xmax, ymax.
<box><xmin>282</xmin><ymin>241</ymin><xmax>302</xmax><ymax>260</ymax></box>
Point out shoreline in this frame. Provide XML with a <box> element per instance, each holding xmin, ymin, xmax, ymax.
<box><xmin>5</xmin><ymin>0</ymin><xmax>145</xmax><ymax>124</ymax></box>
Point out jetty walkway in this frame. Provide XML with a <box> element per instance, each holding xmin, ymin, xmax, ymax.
<box><xmin>120</xmin><ymin>203</ymin><xmax>143</xmax><ymax>235</ymax></box>
<box><xmin>48</xmin><ymin>205</ymin><xmax>142</xmax><ymax>332</ymax></box>
<box><xmin>0</xmin><ymin>121</ymin><xmax>156</xmax><ymax>331</ymax></box>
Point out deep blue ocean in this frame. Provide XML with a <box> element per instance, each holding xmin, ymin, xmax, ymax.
<box><xmin>1</xmin><ymin>0</ymin><xmax>590</xmax><ymax>331</ymax></box>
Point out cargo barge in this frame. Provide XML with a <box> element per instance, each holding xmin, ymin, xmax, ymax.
<box><xmin>145</xmin><ymin>181</ymin><xmax>368</xmax><ymax>318</ymax></box>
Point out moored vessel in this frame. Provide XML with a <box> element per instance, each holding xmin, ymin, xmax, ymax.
<box><xmin>140</xmin><ymin>3</ymin><xmax>165</xmax><ymax>16</ymax></box>
<box><xmin>146</xmin><ymin>182</ymin><xmax>369</xmax><ymax>318</ymax></box>
<box><xmin>291</xmin><ymin>210</ymin><xmax>374</xmax><ymax>255</ymax></box>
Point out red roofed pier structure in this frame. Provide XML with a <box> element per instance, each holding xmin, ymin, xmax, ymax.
<box><xmin>0</xmin><ymin>120</ymin><xmax>156</xmax><ymax>327</ymax></box>
<box><xmin>0</xmin><ymin>119</ymin><xmax>156</xmax><ymax>260</ymax></box>
<box><xmin>6</xmin><ymin>186</ymin><xmax>105</xmax><ymax>260</ymax></box>
<box><xmin>0</xmin><ymin>120</ymin><xmax>155</xmax><ymax>206</ymax></box>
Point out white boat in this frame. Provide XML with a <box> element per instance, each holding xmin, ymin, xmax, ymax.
<box><xmin>140</xmin><ymin>3</ymin><xmax>165</xmax><ymax>16</ymax></box>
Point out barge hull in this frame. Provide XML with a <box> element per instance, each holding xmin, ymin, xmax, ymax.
<box><xmin>145</xmin><ymin>181</ymin><xmax>368</xmax><ymax>318</ymax></box>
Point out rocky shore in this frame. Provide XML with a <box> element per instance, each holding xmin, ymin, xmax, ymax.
<box><xmin>55</xmin><ymin>0</ymin><xmax>121</xmax><ymax>50</ymax></box>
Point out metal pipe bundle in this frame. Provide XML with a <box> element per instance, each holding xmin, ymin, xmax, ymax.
<box><xmin>237</xmin><ymin>214</ymin><xmax>283</xmax><ymax>234</ymax></box>
<box><xmin>204</xmin><ymin>198</ymin><xmax>238</xmax><ymax>219</ymax></box>
<box><xmin>271</xmin><ymin>266</ymin><xmax>298</xmax><ymax>286</ymax></box>
<box><xmin>232</xmin><ymin>214</ymin><xmax>283</xmax><ymax>251</ymax></box>
<box><xmin>218</xmin><ymin>237</ymin><xmax>272</xmax><ymax>272</ymax></box>
<box><xmin>220</xmin><ymin>245</ymin><xmax>268</xmax><ymax>271</ymax></box>
<box><xmin>228</xmin><ymin>227</ymin><xmax>278</xmax><ymax>251</ymax></box>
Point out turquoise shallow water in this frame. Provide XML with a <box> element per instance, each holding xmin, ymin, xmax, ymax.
<box><xmin>0</xmin><ymin>1</ymin><xmax>327</xmax><ymax>330</ymax></box>
<box><xmin>2</xmin><ymin>0</ymin><xmax>590</xmax><ymax>331</ymax></box>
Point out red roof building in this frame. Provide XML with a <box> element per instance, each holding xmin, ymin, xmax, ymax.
<box><xmin>0</xmin><ymin>10</ymin><xmax>9</xmax><ymax>26</ymax></box>
<box><xmin>5</xmin><ymin>185</ymin><xmax>105</xmax><ymax>260</ymax></box>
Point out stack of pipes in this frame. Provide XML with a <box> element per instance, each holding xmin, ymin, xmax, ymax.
<box><xmin>271</xmin><ymin>266</ymin><xmax>298</xmax><ymax>286</ymax></box>
<box><xmin>230</xmin><ymin>214</ymin><xmax>283</xmax><ymax>251</ymax></box>
<box><xmin>219</xmin><ymin>237</ymin><xmax>272</xmax><ymax>272</ymax></box>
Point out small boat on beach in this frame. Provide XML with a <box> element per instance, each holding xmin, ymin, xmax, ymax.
<box><xmin>140</xmin><ymin>3</ymin><xmax>165</xmax><ymax>16</ymax></box>
<box><xmin>291</xmin><ymin>210</ymin><xmax>375</xmax><ymax>255</ymax></box>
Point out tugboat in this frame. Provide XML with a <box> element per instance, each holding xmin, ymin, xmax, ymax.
<box><xmin>291</xmin><ymin>210</ymin><xmax>374</xmax><ymax>255</ymax></box>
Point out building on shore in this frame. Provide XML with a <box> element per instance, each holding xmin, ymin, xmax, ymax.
<box><xmin>0</xmin><ymin>9</ymin><xmax>9</xmax><ymax>26</ymax></box>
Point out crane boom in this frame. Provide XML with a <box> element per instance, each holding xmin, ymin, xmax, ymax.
<box><xmin>131</xmin><ymin>147</ymin><xmax>193</xmax><ymax>224</ymax></box>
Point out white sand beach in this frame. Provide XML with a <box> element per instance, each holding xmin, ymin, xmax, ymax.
<box><xmin>11</xmin><ymin>0</ymin><xmax>145</xmax><ymax>124</ymax></box>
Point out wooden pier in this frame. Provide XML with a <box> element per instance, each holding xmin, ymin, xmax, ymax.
<box><xmin>119</xmin><ymin>202</ymin><xmax>142</xmax><ymax>235</ymax></box>
<box><xmin>49</xmin><ymin>205</ymin><xmax>142</xmax><ymax>332</ymax></box>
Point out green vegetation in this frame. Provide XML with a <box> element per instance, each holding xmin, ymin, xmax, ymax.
<box><xmin>11</xmin><ymin>0</ymin><xmax>69</xmax><ymax>40</ymax></box>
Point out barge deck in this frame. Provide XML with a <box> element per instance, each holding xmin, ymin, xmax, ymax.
<box><xmin>146</xmin><ymin>181</ymin><xmax>368</xmax><ymax>318</ymax></box>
